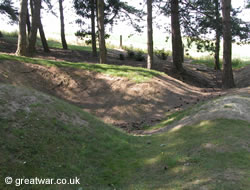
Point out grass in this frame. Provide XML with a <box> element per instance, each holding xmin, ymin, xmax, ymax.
<box><xmin>1</xmin><ymin>31</ymin><xmax>250</xmax><ymax>70</ymax></box>
<box><xmin>0</xmin><ymin>31</ymin><xmax>93</xmax><ymax>52</ymax></box>
<box><xmin>190</xmin><ymin>56</ymin><xmax>250</xmax><ymax>69</ymax></box>
<box><xmin>37</xmin><ymin>39</ymin><xmax>93</xmax><ymax>52</ymax></box>
<box><xmin>0</xmin><ymin>53</ymin><xmax>163</xmax><ymax>83</ymax></box>
<box><xmin>0</xmin><ymin>84</ymin><xmax>250</xmax><ymax>190</ymax></box>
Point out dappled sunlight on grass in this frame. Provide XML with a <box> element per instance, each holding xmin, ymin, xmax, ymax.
<box><xmin>144</xmin><ymin>155</ymin><xmax>162</xmax><ymax>165</ymax></box>
<box><xmin>0</xmin><ymin>53</ymin><xmax>163</xmax><ymax>82</ymax></box>
<box><xmin>0</xmin><ymin>82</ymin><xmax>250</xmax><ymax>189</ymax></box>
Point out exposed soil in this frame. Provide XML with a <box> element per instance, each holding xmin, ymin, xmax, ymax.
<box><xmin>0</xmin><ymin>38</ymin><xmax>249</xmax><ymax>133</ymax></box>
<box><xmin>143</xmin><ymin>87</ymin><xmax>250</xmax><ymax>134</ymax></box>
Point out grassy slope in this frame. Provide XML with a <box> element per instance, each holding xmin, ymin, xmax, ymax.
<box><xmin>0</xmin><ymin>84</ymin><xmax>250</xmax><ymax>190</ymax></box>
<box><xmin>190</xmin><ymin>56</ymin><xmax>250</xmax><ymax>69</ymax></box>
<box><xmin>0</xmin><ymin>53</ymin><xmax>163</xmax><ymax>83</ymax></box>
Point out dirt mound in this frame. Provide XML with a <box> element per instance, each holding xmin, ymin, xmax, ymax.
<box><xmin>145</xmin><ymin>87</ymin><xmax>250</xmax><ymax>134</ymax></box>
<box><xmin>0</xmin><ymin>59</ymin><xmax>224</xmax><ymax>131</ymax></box>
<box><xmin>234</xmin><ymin>65</ymin><xmax>250</xmax><ymax>88</ymax></box>
<box><xmin>0</xmin><ymin>84</ymin><xmax>88</xmax><ymax>127</ymax></box>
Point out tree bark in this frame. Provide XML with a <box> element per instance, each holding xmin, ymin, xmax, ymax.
<box><xmin>39</xmin><ymin>20</ymin><xmax>50</xmax><ymax>53</ymax></box>
<box><xmin>27</xmin><ymin>0</ymin><xmax>41</xmax><ymax>55</ymax></box>
<box><xmin>59</xmin><ymin>0</ymin><xmax>68</xmax><ymax>50</ymax></box>
<box><xmin>16</xmin><ymin>0</ymin><xmax>28</xmax><ymax>56</ymax></box>
<box><xmin>147</xmin><ymin>0</ymin><xmax>153</xmax><ymax>69</ymax></box>
<box><xmin>26</xmin><ymin>9</ymin><xmax>31</xmax><ymax>35</ymax></box>
<box><xmin>214</xmin><ymin>0</ymin><xmax>221</xmax><ymax>70</ymax></box>
<box><xmin>171</xmin><ymin>0</ymin><xmax>183</xmax><ymax>72</ymax></box>
<box><xmin>221</xmin><ymin>0</ymin><xmax>235</xmax><ymax>88</ymax></box>
<box><xmin>97</xmin><ymin>0</ymin><xmax>106</xmax><ymax>64</ymax></box>
<box><xmin>91</xmin><ymin>0</ymin><xmax>97</xmax><ymax>56</ymax></box>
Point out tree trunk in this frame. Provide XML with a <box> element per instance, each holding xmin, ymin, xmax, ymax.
<box><xmin>39</xmin><ymin>20</ymin><xmax>50</xmax><ymax>53</ymax></box>
<box><xmin>221</xmin><ymin>0</ymin><xmax>235</xmax><ymax>88</ymax></box>
<box><xmin>16</xmin><ymin>0</ymin><xmax>28</xmax><ymax>56</ymax></box>
<box><xmin>96</xmin><ymin>0</ymin><xmax>99</xmax><ymax>37</ymax></box>
<box><xmin>27</xmin><ymin>0</ymin><xmax>41</xmax><ymax>55</ymax></box>
<box><xmin>91</xmin><ymin>0</ymin><xmax>97</xmax><ymax>56</ymax></box>
<box><xmin>171</xmin><ymin>0</ymin><xmax>183</xmax><ymax>72</ymax></box>
<box><xmin>97</xmin><ymin>0</ymin><xmax>106</xmax><ymax>64</ymax></box>
<box><xmin>59</xmin><ymin>0</ymin><xmax>68</xmax><ymax>50</ymax></box>
<box><xmin>214</xmin><ymin>0</ymin><xmax>221</xmax><ymax>70</ymax></box>
<box><xmin>147</xmin><ymin>0</ymin><xmax>153</xmax><ymax>69</ymax></box>
<box><xmin>26</xmin><ymin>9</ymin><xmax>31</xmax><ymax>35</ymax></box>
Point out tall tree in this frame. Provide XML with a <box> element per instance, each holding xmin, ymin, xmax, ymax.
<box><xmin>26</xmin><ymin>9</ymin><xmax>31</xmax><ymax>34</ymax></box>
<box><xmin>59</xmin><ymin>0</ymin><xmax>68</xmax><ymax>49</ymax></box>
<box><xmin>91</xmin><ymin>0</ymin><xmax>97</xmax><ymax>56</ymax></box>
<box><xmin>74</xmin><ymin>0</ymin><xmax>144</xmax><ymax>56</ymax></box>
<box><xmin>39</xmin><ymin>20</ymin><xmax>50</xmax><ymax>53</ymax></box>
<box><xmin>147</xmin><ymin>0</ymin><xmax>153</xmax><ymax>69</ymax></box>
<box><xmin>16</xmin><ymin>0</ymin><xmax>28</xmax><ymax>56</ymax></box>
<box><xmin>171</xmin><ymin>0</ymin><xmax>183</xmax><ymax>72</ymax></box>
<box><xmin>181</xmin><ymin>0</ymin><xmax>249</xmax><ymax>70</ymax></box>
<box><xmin>214</xmin><ymin>0</ymin><xmax>221</xmax><ymax>70</ymax></box>
<box><xmin>97</xmin><ymin>0</ymin><xmax>106</xmax><ymax>64</ymax></box>
<box><xmin>221</xmin><ymin>0</ymin><xmax>235</xmax><ymax>88</ymax></box>
<box><xmin>27</xmin><ymin>0</ymin><xmax>41</xmax><ymax>55</ymax></box>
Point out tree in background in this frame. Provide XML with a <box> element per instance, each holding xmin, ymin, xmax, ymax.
<box><xmin>221</xmin><ymin>0</ymin><xmax>235</xmax><ymax>88</ymax></box>
<box><xmin>97</xmin><ymin>0</ymin><xmax>106</xmax><ymax>64</ymax></box>
<box><xmin>171</xmin><ymin>0</ymin><xmax>183</xmax><ymax>72</ymax></box>
<box><xmin>16</xmin><ymin>0</ymin><xmax>28</xmax><ymax>56</ymax></box>
<box><xmin>0</xmin><ymin>0</ymin><xmax>17</xmax><ymax>23</ymax></box>
<box><xmin>214</xmin><ymin>0</ymin><xmax>221</xmax><ymax>70</ymax></box>
<box><xmin>26</xmin><ymin>0</ymin><xmax>50</xmax><ymax>53</ymax></box>
<box><xmin>39</xmin><ymin>19</ymin><xmax>50</xmax><ymax>52</ymax></box>
<box><xmin>59</xmin><ymin>0</ymin><xmax>68</xmax><ymax>49</ymax></box>
<box><xmin>90</xmin><ymin>0</ymin><xmax>97</xmax><ymax>56</ymax></box>
<box><xmin>147</xmin><ymin>0</ymin><xmax>153</xmax><ymax>69</ymax></box>
<box><xmin>27</xmin><ymin>0</ymin><xmax>42</xmax><ymax>55</ymax></box>
<box><xmin>246</xmin><ymin>0</ymin><xmax>250</xmax><ymax>8</ymax></box>
<box><xmin>74</xmin><ymin>0</ymin><xmax>144</xmax><ymax>56</ymax></box>
<box><xmin>181</xmin><ymin>0</ymin><xmax>250</xmax><ymax>70</ymax></box>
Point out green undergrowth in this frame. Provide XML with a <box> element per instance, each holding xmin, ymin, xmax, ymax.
<box><xmin>0</xmin><ymin>33</ymin><xmax>93</xmax><ymax>52</ymax></box>
<box><xmin>0</xmin><ymin>53</ymin><xmax>163</xmax><ymax>83</ymax></box>
<box><xmin>38</xmin><ymin>39</ymin><xmax>93</xmax><ymax>52</ymax></box>
<box><xmin>0</xmin><ymin>84</ymin><xmax>249</xmax><ymax>190</ymax></box>
<box><xmin>191</xmin><ymin>56</ymin><xmax>250</xmax><ymax>69</ymax></box>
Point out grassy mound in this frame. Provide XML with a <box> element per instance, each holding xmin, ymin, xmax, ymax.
<box><xmin>0</xmin><ymin>53</ymin><xmax>162</xmax><ymax>83</ymax></box>
<box><xmin>0</xmin><ymin>84</ymin><xmax>249</xmax><ymax>190</ymax></box>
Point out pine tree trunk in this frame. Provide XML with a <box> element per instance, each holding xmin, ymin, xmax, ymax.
<box><xmin>214</xmin><ymin>0</ymin><xmax>221</xmax><ymax>70</ymax></box>
<box><xmin>221</xmin><ymin>0</ymin><xmax>235</xmax><ymax>88</ymax></box>
<box><xmin>171</xmin><ymin>0</ymin><xmax>183</xmax><ymax>72</ymax></box>
<box><xmin>27</xmin><ymin>0</ymin><xmax>41</xmax><ymax>55</ymax></box>
<box><xmin>39</xmin><ymin>20</ymin><xmax>50</xmax><ymax>53</ymax></box>
<box><xmin>147</xmin><ymin>0</ymin><xmax>153</xmax><ymax>69</ymax></box>
<box><xmin>59</xmin><ymin>0</ymin><xmax>68</xmax><ymax>50</ymax></box>
<box><xmin>91</xmin><ymin>0</ymin><xmax>97</xmax><ymax>57</ymax></box>
<box><xmin>26</xmin><ymin>9</ymin><xmax>31</xmax><ymax>35</ymax></box>
<box><xmin>16</xmin><ymin>0</ymin><xmax>28</xmax><ymax>56</ymax></box>
<box><xmin>97</xmin><ymin>0</ymin><xmax>106</xmax><ymax>64</ymax></box>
